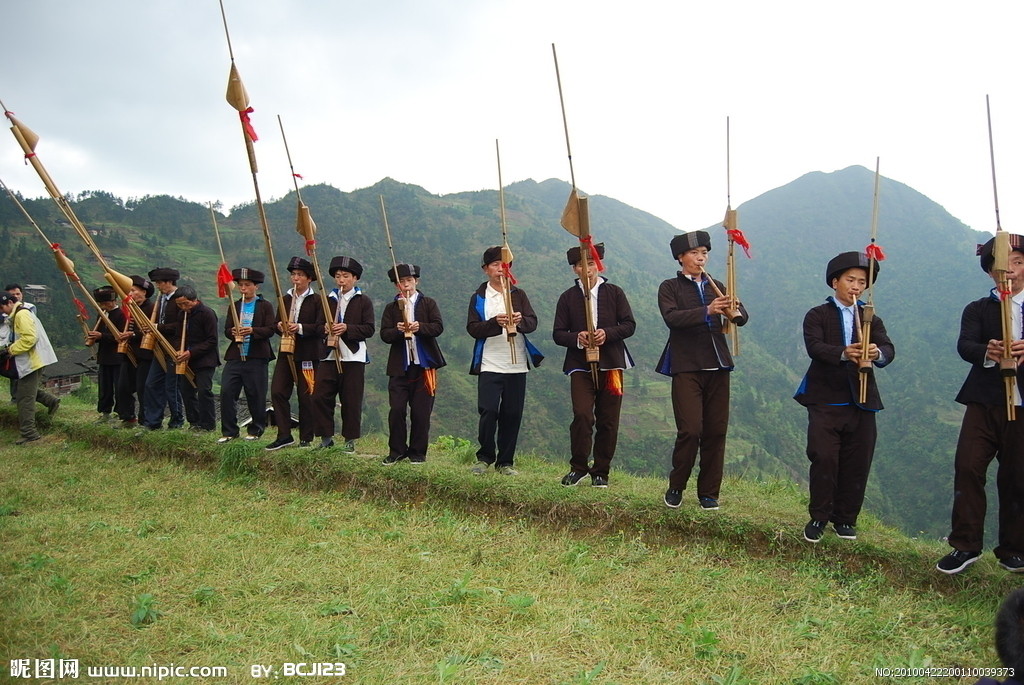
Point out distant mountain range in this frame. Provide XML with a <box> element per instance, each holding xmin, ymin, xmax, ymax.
<box><xmin>0</xmin><ymin>166</ymin><xmax>998</xmax><ymax>540</ymax></box>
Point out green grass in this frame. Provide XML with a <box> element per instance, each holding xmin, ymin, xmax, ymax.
<box><xmin>0</xmin><ymin>396</ymin><xmax>1014</xmax><ymax>684</ymax></box>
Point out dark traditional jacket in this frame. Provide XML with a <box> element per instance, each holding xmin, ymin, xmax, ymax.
<box><xmin>955</xmin><ymin>290</ymin><xmax>1024</xmax><ymax>407</ymax></box>
<box><xmin>94</xmin><ymin>307</ymin><xmax>125</xmax><ymax>366</ymax></box>
<box><xmin>380</xmin><ymin>292</ymin><xmax>445</xmax><ymax>376</ymax></box>
<box><xmin>223</xmin><ymin>295</ymin><xmax>277</xmax><ymax>361</ymax></box>
<box><xmin>326</xmin><ymin>288</ymin><xmax>375</xmax><ymax>355</ymax></box>
<box><xmin>655</xmin><ymin>273</ymin><xmax>748</xmax><ymax>375</ymax></box>
<box><xmin>154</xmin><ymin>289</ymin><xmax>182</xmax><ymax>339</ymax></box>
<box><xmin>276</xmin><ymin>290</ymin><xmax>326</xmax><ymax>363</ymax></box>
<box><xmin>180</xmin><ymin>302</ymin><xmax>220</xmax><ymax>370</ymax></box>
<box><xmin>124</xmin><ymin>299</ymin><xmax>155</xmax><ymax>362</ymax></box>
<box><xmin>467</xmin><ymin>283</ymin><xmax>544</xmax><ymax>374</ymax></box>
<box><xmin>552</xmin><ymin>278</ymin><xmax>635</xmax><ymax>374</ymax></box>
<box><xmin>793</xmin><ymin>297</ymin><xmax>895</xmax><ymax>411</ymax></box>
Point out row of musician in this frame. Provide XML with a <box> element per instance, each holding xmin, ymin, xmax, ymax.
<box><xmin>70</xmin><ymin>229</ymin><xmax>1024</xmax><ymax>577</ymax></box>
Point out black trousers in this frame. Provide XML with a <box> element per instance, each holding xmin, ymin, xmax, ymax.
<box><xmin>387</xmin><ymin>365</ymin><xmax>435</xmax><ymax>459</ymax></box>
<box><xmin>115</xmin><ymin>357</ymin><xmax>150</xmax><ymax>422</ymax></box>
<box><xmin>476</xmin><ymin>372</ymin><xmax>527</xmax><ymax>467</ymax></box>
<box><xmin>143</xmin><ymin>358</ymin><xmax>183</xmax><ymax>429</ymax></box>
<box><xmin>96</xmin><ymin>363</ymin><xmax>120</xmax><ymax>415</ymax></box>
<box><xmin>312</xmin><ymin>360</ymin><xmax>366</xmax><ymax>440</ymax></box>
<box><xmin>270</xmin><ymin>356</ymin><xmax>317</xmax><ymax>442</ymax></box>
<box><xmin>179</xmin><ymin>366</ymin><xmax>216</xmax><ymax>431</ymax></box>
<box><xmin>805</xmin><ymin>404</ymin><xmax>876</xmax><ymax>525</ymax></box>
<box><xmin>568</xmin><ymin>370</ymin><xmax>623</xmax><ymax>479</ymax></box>
<box><xmin>668</xmin><ymin>371</ymin><xmax>730</xmax><ymax>498</ymax></box>
<box><xmin>220</xmin><ymin>358</ymin><xmax>269</xmax><ymax>438</ymax></box>
<box><xmin>949</xmin><ymin>403</ymin><xmax>1024</xmax><ymax>561</ymax></box>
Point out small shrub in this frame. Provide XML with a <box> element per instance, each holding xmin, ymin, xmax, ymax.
<box><xmin>129</xmin><ymin>593</ymin><xmax>163</xmax><ymax>628</ymax></box>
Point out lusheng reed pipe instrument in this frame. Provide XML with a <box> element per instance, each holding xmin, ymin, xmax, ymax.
<box><xmin>176</xmin><ymin>309</ymin><xmax>189</xmax><ymax>376</ymax></box>
<box><xmin>721</xmin><ymin>116</ymin><xmax>749</xmax><ymax>354</ymax></box>
<box><xmin>210</xmin><ymin>202</ymin><xmax>245</xmax><ymax>357</ymax></box>
<box><xmin>857</xmin><ymin>158</ymin><xmax>883</xmax><ymax>405</ymax></box>
<box><xmin>278</xmin><ymin>116</ymin><xmax>340</xmax><ymax>373</ymax></box>
<box><xmin>495</xmin><ymin>139</ymin><xmax>518</xmax><ymax>364</ymax></box>
<box><xmin>218</xmin><ymin>0</ymin><xmax>296</xmax><ymax>381</ymax></box>
<box><xmin>986</xmin><ymin>95</ymin><xmax>1017</xmax><ymax>421</ymax></box>
<box><xmin>379</xmin><ymin>195</ymin><xmax>416</xmax><ymax>362</ymax></box>
<box><xmin>0</xmin><ymin>176</ymin><xmax>135</xmax><ymax>365</ymax></box>
<box><xmin>552</xmin><ymin>43</ymin><xmax>601</xmax><ymax>387</ymax></box>
<box><xmin>1</xmin><ymin>103</ymin><xmax>173</xmax><ymax>377</ymax></box>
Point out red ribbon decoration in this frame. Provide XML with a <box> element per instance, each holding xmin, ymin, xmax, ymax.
<box><xmin>73</xmin><ymin>298</ymin><xmax>88</xmax><ymax>320</ymax></box>
<box><xmin>293</xmin><ymin>173</ymin><xmax>303</xmax><ymax>180</ymax></box>
<box><xmin>865</xmin><ymin>243</ymin><xmax>886</xmax><ymax>261</ymax></box>
<box><xmin>121</xmin><ymin>294</ymin><xmax>133</xmax><ymax>321</ymax></box>
<box><xmin>581</xmin><ymin>235</ymin><xmax>605</xmax><ymax>272</ymax></box>
<box><xmin>305</xmin><ymin>240</ymin><xmax>316</xmax><ymax>257</ymax></box>
<box><xmin>501</xmin><ymin>262</ymin><xmax>518</xmax><ymax>286</ymax></box>
<box><xmin>216</xmin><ymin>263</ymin><xmax>234</xmax><ymax>298</ymax></box>
<box><xmin>727</xmin><ymin>228</ymin><xmax>752</xmax><ymax>258</ymax></box>
<box><xmin>239</xmin><ymin>107</ymin><xmax>259</xmax><ymax>142</ymax></box>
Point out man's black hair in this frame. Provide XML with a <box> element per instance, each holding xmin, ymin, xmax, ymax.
<box><xmin>171</xmin><ymin>285</ymin><xmax>199</xmax><ymax>302</ymax></box>
<box><xmin>995</xmin><ymin>587</ymin><xmax>1024</xmax><ymax>673</ymax></box>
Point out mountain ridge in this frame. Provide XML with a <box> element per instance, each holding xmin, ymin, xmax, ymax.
<box><xmin>0</xmin><ymin>166</ymin><xmax>999</xmax><ymax>540</ymax></box>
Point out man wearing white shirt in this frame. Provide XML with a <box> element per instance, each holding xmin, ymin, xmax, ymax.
<box><xmin>937</xmin><ymin>236</ymin><xmax>1024</xmax><ymax>574</ymax></box>
<box><xmin>467</xmin><ymin>247</ymin><xmax>544</xmax><ymax>476</ymax></box>
<box><xmin>794</xmin><ymin>251</ymin><xmax>895</xmax><ymax>544</ymax></box>
<box><xmin>266</xmin><ymin>257</ymin><xmax>325</xmax><ymax>451</ymax></box>
<box><xmin>380</xmin><ymin>263</ymin><xmax>446</xmax><ymax>465</ymax></box>
<box><xmin>312</xmin><ymin>256</ymin><xmax>374</xmax><ymax>452</ymax></box>
<box><xmin>552</xmin><ymin>243</ymin><xmax>636</xmax><ymax>488</ymax></box>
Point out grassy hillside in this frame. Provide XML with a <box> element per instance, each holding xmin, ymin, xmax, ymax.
<box><xmin>0</xmin><ymin>394</ymin><xmax>1015</xmax><ymax>684</ymax></box>
<box><xmin>0</xmin><ymin>171</ymin><xmax>1004</xmax><ymax>543</ymax></box>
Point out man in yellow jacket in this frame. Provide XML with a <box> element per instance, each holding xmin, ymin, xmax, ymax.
<box><xmin>0</xmin><ymin>293</ymin><xmax>59</xmax><ymax>444</ymax></box>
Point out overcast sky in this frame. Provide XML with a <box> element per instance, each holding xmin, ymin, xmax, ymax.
<box><xmin>2</xmin><ymin>0</ymin><xmax>1023</xmax><ymax>240</ymax></box>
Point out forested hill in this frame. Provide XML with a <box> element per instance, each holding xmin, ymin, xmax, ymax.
<box><xmin>0</xmin><ymin>167</ymin><xmax>997</xmax><ymax>540</ymax></box>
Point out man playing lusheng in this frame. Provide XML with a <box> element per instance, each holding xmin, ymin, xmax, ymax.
<box><xmin>794</xmin><ymin>251</ymin><xmax>894</xmax><ymax>543</ymax></box>
<box><xmin>467</xmin><ymin>246</ymin><xmax>544</xmax><ymax>476</ymax></box>
<box><xmin>114</xmin><ymin>275</ymin><xmax>155</xmax><ymax>429</ymax></box>
<box><xmin>142</xmin><ymin>267</ymin><xmax>184</xmax><ymax>431</ymax></box>
<box><xmin>266</xmin><ymin>257</ymin><xmax>325</xmax><ymax>450</ymax></box>
<box><xmin>219</xmin><ymin>268</ymin><xmax>276</xmax><ymax>443</ymax></box>
<box><xmin>170</xmin><ymin>286</ymin><xmax>220</xmax><ymax>433</ymax></box>
<box><xmin>658</xmin><ymin>230</ymin><xmax>748</xmax><ymax>511</ymax></box>
<box><xmin>937</xmin><ymin>236</ymin><xmax>1024</xmax><ymax>575</ymax></box>
<box><xmin>312</xmin><ymin>256</ymin><xmax>374</xmax><ymax>452</ymax></box>
<box><xmin>86</xmin><ymin>286</ymin><xmax>124</xmax><ymax>424</ymax></box>
<box><xmin>380</xmin><ymin>263</ymin><xmax>445</xmax><ymax>464</ymax></box>
<box><xmin>0</xmin><ymin>292</ymin><xmax>59</xmax><ymax>444</ymax></box>
<box><xmin>552</xmin><ymin>243</ymin><xmax>635</xmax><ymax>488</ymax></box>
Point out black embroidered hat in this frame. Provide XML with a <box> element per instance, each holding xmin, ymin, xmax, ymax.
<box><xmin>231</xmin><ymin>267</ymin><xmax>265</xmax><ymax>284</ymax></box>
<box><xmin>566</xmin><ymin>243</ymin><xmax>605</xmax><ymax>265</ymax></box>
<box><xmin>825</xmin><ymin>251</ymin><xmax>880</xmax><ymax>287</ymax></box>
<box><xmin>286</xmin><ymin>257</ymin><xmax>317</xmax><ymax>281</ymax></box>
<box><xmin>148</xmin><ymin>267</ymin><xmax>180</xmax><ymax>283</ymax></box>
<box><xmin>130</xmin><ymin>275</ymin><xmax>155</xmax><ymax>299</ymax></box>
<box><xmin>328</xmin><ymin>256</ymin><xmax>363</xmax><ymax>279</ymax></box>
<box><xmin>978</xmin><ymin>234</ymin><xmax>1024</xmax><ymax>273</ymax></box>
<box><xmin>482</xmin><ymin>246</ymin><xmax>503</xmax><ymax>266</ymax></box>
<box><xmin>387</xmin><ymin>263</ymin><xmax>420</xmax><ymax>282</ymax></box>
<box><xmin>670</xmin><ymin>231</ymin><xmax>712</xmax><ymax>258</ymax></box>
